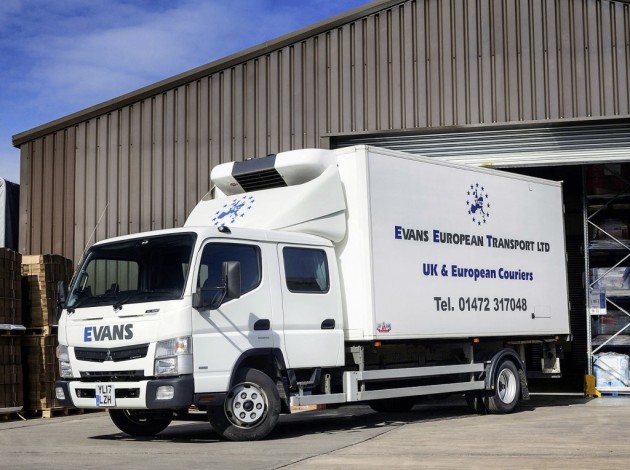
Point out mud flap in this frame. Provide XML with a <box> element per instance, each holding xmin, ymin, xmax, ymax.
<box><xmin>519</xmin><ymin>368</ymin><xmax>530</xmax><ymax>400</ymax></box>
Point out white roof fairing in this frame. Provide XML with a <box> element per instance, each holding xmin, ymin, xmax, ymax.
<box><xmin>185</xmin><ymin>151</ymin><xmax>347</xmax><ymax>243</ymax></box>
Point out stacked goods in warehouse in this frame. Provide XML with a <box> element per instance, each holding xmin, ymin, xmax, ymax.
<box><xmin>593</xmin><ymin>352</ymin><xmax>630</xmax><ymax>390</ymax></box>
<box><xmin>0</xmin><ymin>249</ymin><xmax>23</xmax><ymax>415</ymax></box>
<box><xmin>21</xmin><ymin>254</ymin><xmax>73</xmax><ymax>330</ymax></box>
<box><xmin>0</xmin><ymin>248</ymin><xmax>22</xmax><ymax>326</ymax></box>
<box><xmin>586</xmin><ymin>164</ymin><xmax>630</xmax><ymax>196</ymax></box>
<box><xmin>22</xmin><ymin>334</ymin><xmax>58</xmax><ymax>412</ymax></box>
<box><xmin>21</xmin><ymin>254</ymin><xmax>73</xmax><ymax>415</ymax></box>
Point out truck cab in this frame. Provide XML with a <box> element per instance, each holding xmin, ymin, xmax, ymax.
<box><xmin>56</xmin><ymin>224</ymin><xmax>345</xmax><ymax>435</ymax></box>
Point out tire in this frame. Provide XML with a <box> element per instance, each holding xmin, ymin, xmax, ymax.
<box><xmin>465</xmin><ymin>392</ymin><xmax>486</xmax><ymax>415</ymax></box>
<box><xmin>368</xmin><ymin>396</ymin><xmax>416</xmax><ymax>413</ymax></box>
<box><xmin>208</xmin><ymin>368</ymin><xmax>281</xmax><ymax>441</ymax></box>
<box><xmin>484</xmin><ymin>359</ymin><xmax>521</xmax><ymax>414</ymax></box>
<box><xmin>109</xmin><ymin>409</ymin><xmax>172</xmax><ymax>436</ymax></box>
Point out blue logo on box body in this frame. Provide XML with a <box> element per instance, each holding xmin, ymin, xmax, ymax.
<box><xmin>212</xmin><ymin>195</ymin><xmax>256</xmax><ymax>225</ymax></box>
<box><xmin>467</xmin><ymin>183</ymin><xmax>491</xmax><ymax>225</ymax></box>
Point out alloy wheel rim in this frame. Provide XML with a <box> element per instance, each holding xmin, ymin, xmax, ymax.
<box><xmin>225</xmin><ymin>382</ymin><xmax>268</xmax><ymax>428</ymax></box>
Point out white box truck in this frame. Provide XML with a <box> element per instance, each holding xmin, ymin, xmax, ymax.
<box><xmin>54</xmin><ymin>146</ymin><xmax>570</xmax><ymax>441</ymax></box>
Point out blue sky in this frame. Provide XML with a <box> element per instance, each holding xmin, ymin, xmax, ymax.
<box><xmin>0</xmin><ymin>0</ymin><xmax>371</xmax><ymax>184</ymax></box>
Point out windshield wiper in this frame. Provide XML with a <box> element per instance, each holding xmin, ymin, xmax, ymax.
<box><xmin>113</xmin><ymin>294</ymin><xmax>137</xmax><ymax>311</ymax></box>
<box><xmin>67</xmin><ymin>297</ymin><xmax>88</xmax><ymax>314</ymax></box>
<box><xmin>112</xmin><ymin>290</ymin><xmax>176</xmax><ymax>310</ymax></box>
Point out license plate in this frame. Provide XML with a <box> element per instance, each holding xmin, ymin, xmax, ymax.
<box><xmin>96</xmin><ymin>383</ymin><xmax>115</xmax><ymax>407</ymax></box>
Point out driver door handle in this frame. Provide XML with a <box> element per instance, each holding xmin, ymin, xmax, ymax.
<box><xmin>254</xmin><ymin>319</ymin><xmax>270</xmax><ymax>331</ymax></box>
<box><xmin>321</xmin><ymin>319</ymin><xmax>335</xmax><ymax>329</ymax></box>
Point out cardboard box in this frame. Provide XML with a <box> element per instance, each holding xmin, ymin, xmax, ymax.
<box><xmin>22</xmin><ymin>334</ymin><xmax>58</xmax><ymax>411</ymax></box>
<box><xmin>593</xmin><ymin>310</ymin><xmax>630</xmax><ymax>336</ymax></box>
<box><xmin>0</xmin><ymin>248</ymin><xmax>22</xmax><ymax>326</ymax></box>
<box><xmin>21</xmin><ymin>255</ymin><xmax>73</xmax><ymax>328</ymax></box>
<box><xmin>0</xmin><ymin>336</ymin><xmax>23</xmax><ymax>409</ymax></box>
<box><xmin>590</xmin><ymin>267</ymin><xmax>630</xmax><ymax>293</ymax></box>
<box><xmin>593</xmin><ymin>352</ymin><xmax>630</xmax><ymax>388</ymax></box>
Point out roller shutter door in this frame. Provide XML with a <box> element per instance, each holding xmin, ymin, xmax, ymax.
<box><xmin>332</xmin><ymin>121</ymin><xmax>630</xmax><ymax>168</ymax></box>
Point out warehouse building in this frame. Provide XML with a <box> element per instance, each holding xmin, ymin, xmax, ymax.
<box><xmin>12</xmin><ymin>0</ymin><xmax>630</xmax><ymax>391</ymax></box>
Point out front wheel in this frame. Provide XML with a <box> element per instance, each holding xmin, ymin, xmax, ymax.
<box><xmin>484</xmin><ymin>359</ymin><xmax>521</xmax><ymax>414</ymax></box>
<box><xmin>109</xmin><ymin>409</ymin><xmax>172</xmax><ymax>436</ymax></box>
<box><xmin>208</xmin><ymin>368</ymin><xmax>281</xmax><ymax>441</ymax></box>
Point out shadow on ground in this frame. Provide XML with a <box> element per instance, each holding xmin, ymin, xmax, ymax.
<box><xmin>87</xmin><ymin>395</ymin><xmax>592</xmax><ymax>443</ymax></box>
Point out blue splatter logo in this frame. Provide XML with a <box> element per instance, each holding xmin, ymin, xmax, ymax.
<box><xmin>467</xmin><ymin>183</ymin><xmax>490</xmax><ymax>225</ymax></box>
<box><xmin>212</xmin><ymin>195</ymin><xmax>256</xmax><ymax>225</ymax></box>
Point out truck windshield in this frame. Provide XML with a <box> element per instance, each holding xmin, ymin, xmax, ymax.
<box><xmin>66</xmin><ymin>233</ymin><xmax>197</xmax><ymax>310</ymax></box>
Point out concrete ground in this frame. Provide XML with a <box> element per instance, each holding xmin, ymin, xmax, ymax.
<box><xmin>1</xmin><ymin>395</ymin><xmax>629</xmax><ymax>469</ymax></box>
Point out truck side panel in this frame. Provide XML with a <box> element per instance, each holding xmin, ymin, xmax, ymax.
<box><xmin>337</xmin><ymin>146</ymin><xmax>570</xmax><ymax>340</ymax></box>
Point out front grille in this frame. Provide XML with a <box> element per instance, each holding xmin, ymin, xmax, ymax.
<box><xmin>80</xmin><ymin>370</ymin><xmax>145</xmax><ymax>380</ymax></box>
<box><xmin>75</xmin><ymin>344</ymin><xmax>149</xmax><ymax>363</ymax></box>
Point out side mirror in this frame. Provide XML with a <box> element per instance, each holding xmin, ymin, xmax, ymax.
<box><xmin>192</xmin><ymin>261</ymin><xmax>241</xmax><ymax>310</ymax></box>
<box><xmin>223</xmin><ymin>261</ymin><xmax>241</xmax><ymax>301</ymax></box>
<box><xmin>56</xmin><ymin>281</ymin><xmax>67</xmax><ymax>320</ymax></box>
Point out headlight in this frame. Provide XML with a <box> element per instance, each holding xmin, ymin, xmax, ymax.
<box><xmin>154</xmin><ymin>337</ymin><xmax>192</xmax><ymax>377</ymax></box>
<box><xmin>56</xmin><ymin>345</ymin><xmax>72</xmax><ymax>378</ymax></box>
<box><xmin>155</xmin><ymin>336</ymin><xmax>192</xmax><ymax>358</ymax></box>
<box><xmin>56</xmin><ymin>345</ymin><xmax>69</xmax><ymax>361</ymax></box>
<box><xmin>155</xmin><ymin>358</ymin><xmax>178</xmax><ymax>376</ymax></box>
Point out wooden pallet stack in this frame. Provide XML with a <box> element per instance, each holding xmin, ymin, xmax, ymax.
<box><xmin>0</xmin><ymin>248</ymin><xmax>24</xmax><ymax>415</ymax></box>
<box><xmin>21</xmin><ymin>254</ymin><xmax>74</xmax><ymax>331</ymax></box>
<box><xmin>21</xmin><ymin>254</ymin><xmax>74</xmax><ymax>414</ymax></box>
<box><xmin>22</xmin><ymin>335</ymin><xmax>58</xmax><ymax>412</ymax></box>
<box><xmin>0</xmin><ymin>248</ymin><xmax>22</xmax><ymax>326</ymax></box>
<box><xmin>0</xmin><ymin>336</ymin><xmax>23</xmax><ymax>412</ymax></box>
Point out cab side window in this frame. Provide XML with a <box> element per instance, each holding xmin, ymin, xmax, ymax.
<box><xmin>198</xmin><ymin>243</ymin><xmax>261</xmax><ymax>294</ymax></box>
<box><xmin>283</xmin><ymin>247</ymin><xmax>329</xmax><ymax>293</ymax></box>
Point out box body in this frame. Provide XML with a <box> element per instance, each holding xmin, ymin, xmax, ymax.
<box><xmin>336</xmin><ymin>146</ymin><xmax>570</xmax><ymax>341</ymax></box>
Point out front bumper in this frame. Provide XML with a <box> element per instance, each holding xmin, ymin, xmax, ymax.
<box><xmin>55</xmin><ymin>375</ymin><xmax>194</xmax><ymax>410</ymax></box>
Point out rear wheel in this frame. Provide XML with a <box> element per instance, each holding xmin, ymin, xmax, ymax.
<box><xmin>368</xmin><ymin>396</ymin><xmax>416</xmax><ymax>413</ymax></box>
<box><xmin>484</xmin><ymin>359</ymin><xmax>520</xmax><ymax>414</ymax></box>
<box><xmin>109</xmin><ymin>409</ymin><xmax>172</xmax><ymax>436</ymax></box>
<box><xmin>208</xmin><ymin>368</ymin><xmax>281</xmax><ymax>441</ymax></box>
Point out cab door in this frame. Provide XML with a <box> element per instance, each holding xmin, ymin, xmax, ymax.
<box><xmin>192</xmin><ymin>241</ymin><xmax>273</xmax><ymax>393</ymax></box>
<box><xmin>277</xmin><ymin>244</ymin><xmax>343</xmax><ymax>368</ymax></box>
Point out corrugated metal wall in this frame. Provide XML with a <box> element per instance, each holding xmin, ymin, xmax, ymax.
<box><xmin>17</xmin><ymin>0</ymin><xmax>630</xmax><ymax>263</ymax></box>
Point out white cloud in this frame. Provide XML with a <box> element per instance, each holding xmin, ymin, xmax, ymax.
<box><xmin>15</xmin><ymin>1</ymin><xmax>293</xmax><ymax>113</ymax></box>
<box><xmin>0</xmin><ymin>0</ymin><xmax>370</xmax><ymax>183</ymax></box>
<box><xmin>11</xmin><ymin>0</ymin><xmax>371</xmax><ymax>113</ymax></box>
